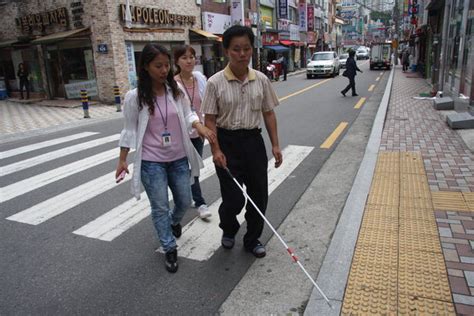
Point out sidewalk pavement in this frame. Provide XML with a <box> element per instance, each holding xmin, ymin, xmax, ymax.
<box><xmin>305</xmin><ymin>65</ymin><xmax>474</xmax><ymax>315</ymax></box>
<box><xmin>0</xmin><ymin>99</ymin><xmax>121</xmax><ymax>141</ymax></box>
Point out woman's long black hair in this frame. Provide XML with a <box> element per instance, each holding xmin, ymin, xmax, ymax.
<box><xmin>137</xmin><ymin>43</ymin><xmax>182</xmax><ymax>116</ymax></box>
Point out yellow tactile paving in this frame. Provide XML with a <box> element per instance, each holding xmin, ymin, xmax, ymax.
<box><xmin>463</xmin><ymin>192</ymin><xmax>474</xmax><ymax>211</ymax></box>
<box><xmin>342</xmin><ymin>151</ymin><xmax>453</xmax><ymax>314</ymax></box>
<box><xmin>398</xmin><ymin>295</ymin><xmax>456</xmax><ymax>315</ymax></box>
<box><xmin>431</xmin><ymin>191</ymin><xmax>469</xmax><ymax>211</ymax></box>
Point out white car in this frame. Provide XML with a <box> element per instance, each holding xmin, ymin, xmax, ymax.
<box><xmin>356</xmin><ymin>48</ymin><xmax>369</xmax><ymax>60</ymax></box>
<box><xmin>306</xmin><ymin>52</ymin><xmax>340</xmax><ymax>79</ymax></box>
<box><xmin>339</xmin><ymin>53</ymin><xmax>349</xmax><ymax>68</ymax></box>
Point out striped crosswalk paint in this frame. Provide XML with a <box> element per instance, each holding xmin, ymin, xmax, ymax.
<box><xmin>6</xmin><ymin>164</ymin><xmax>133</xmax><ymax>225</ymax></box>
<box><xmin>0</xmin><ymin>148</ymin><xmax>118</xmax><ymax>203</ymax></box>
<box><xmin>1</xmin><ymin>134</ymin><xmax>120</xmax><ymax>176</ymax></box>
<box><xmin>0</xmin><ymin>132</ymin><xmax>98</xmax><ymax>160</ymax></box>
<box><xmin>169</xmin><ymin>145</ymin><xmax>313</xmax><ymax>261</ymax></box>
<box><xmin>72</xmin><ymin>156</ymin><xmax>216</xmax><ymax>241</ymax></box>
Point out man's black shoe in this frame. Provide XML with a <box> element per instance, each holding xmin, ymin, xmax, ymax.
<box><xmin>352</xmin><ymin>93</ymin><xmax>359</xmax><ymax>96</ymax></box>
<box><xmin>340</xmin><ymin>91</ymin><xmax>346</xmax><ymax>97</ymax></box>
<box><xmin>171</xmin><ymin>223</ymin><xmax>182</xmax><ymax>238</ymax></box>
<box><xmin>165</xmin><ymin>249</ymin><xmax>178</xmax><ymax>273</ymax></box>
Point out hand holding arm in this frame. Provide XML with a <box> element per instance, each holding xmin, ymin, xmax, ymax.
<box><xmin>193</xmin><ymin>120</ymin><xmax>216</xmax><ymax>145</ymax></box>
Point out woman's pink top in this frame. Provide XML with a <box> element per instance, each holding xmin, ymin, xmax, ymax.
<box><xmin>142</xmin><ymin>94</ymin><xmax>186</xmax><ymax>162</ymax></box>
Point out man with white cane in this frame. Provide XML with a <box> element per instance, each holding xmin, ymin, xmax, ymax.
<box><xmin>201</xmin><ymin>25</ymin><xmax>282</xmax><ymax>258</ymax></box>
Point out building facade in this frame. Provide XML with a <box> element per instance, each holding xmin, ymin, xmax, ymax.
<box><xmin>0</xmin><ymin>0</ymin><xmax>202</xmax><ymax>103</ymax></box>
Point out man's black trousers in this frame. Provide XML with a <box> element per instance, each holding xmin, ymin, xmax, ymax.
<box><xmin>215</xmin><ymin>128</ymin><xmax>268</xmax><ymax>250</ymax></box>
<box><xmin>342</xmin><ymin>76</ymin><xmax>356</xmax><ymax>95</ymax></box>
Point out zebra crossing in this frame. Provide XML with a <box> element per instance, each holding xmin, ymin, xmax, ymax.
<box><xmin>1</xmin><ymin>131</ymin><xmax>314</xmax><ymax>261</ymax></box>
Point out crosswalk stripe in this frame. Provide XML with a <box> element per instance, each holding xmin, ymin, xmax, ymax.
<box><xmin>0</xmin><ymin>134</ymin><xmax>120</xmax><ymax>176</ymax></box>
<box><xmin>173</xmin><ymin>145</ymin><xmax>313</xmax><ymax>261</ymax></box>
<box><xmin>72</xmin><ymin>156</ymin><xmax>216</xmax><ymax>241</ymax></box>
<box><xmin>0</xmin><ymin>132</ymin><xmax>98</xmax><ymax>160</ymax></box>
<box><xmin>6</xmin><ymin>163</ymin><xmax>134</xmax><ymax>225</ymax></box>
<box><xmin>0</xmin><ymin>148</ymin><xmax>118</xmax><ymax>203</ymax></box>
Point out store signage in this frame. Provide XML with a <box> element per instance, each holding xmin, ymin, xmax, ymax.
<box><xmin>119</xmin><ymin>4</ymin><xmax>196</xmax><ymax>26</ymax></box>
<box><xmin>278</xmin><ymin>0</ymin><xmax>288</xmax><ymax>20</ymax></box>
<box><xmin>97</xmin><ymin>44</ymin><xmax>108</xmax><ymax>54</ymax></box>
<box><xmin>307</xmin><ymin>31</ymin><xmax>316</xmax><ymax>44</ymax></box>
<box><xmin>278</xmin><ymin>19</ymin><xmax>290</xmax><ymax>31</ymax></box>
<box><xmin>202</xmin><ymin>12</ymin><xmax>231</xmax><ymax>34</ymax></box>
<box><xmin>71</xmin><ymin>1</ymin><xmax>84</xmax><ymax>28</ymax></box>
<box><xmin>125</xmin><ymin>42</ymin><xmax>137</xmax><ymax>89</ymax></box>
<box><xmin>16</xmin><ymin>7</ymin><xmax>68</xmax><ymax>33</ymax></box>
<box><xmin>262</xmin><ymin>33</ymin><xmax>279</xmax><ymax>45</ymax></box>
<box><xmin>230</xmin><ymin>0</ymin><xmax>244</xmax><ymax>26</ymax></box>
<box><xmin>65</xmin><ymin>80</ymin><xmax>98</xmax><ymax>99</ymax></box>
<box><xmin>307</xmin><ymin>5</ymin><xmax>314</xmax><ymax>31</ymax></box>
<box><xmin>289</xmin><ymin>24</ymin><xmax>300</xmax><ymax>41</ymax></box>
<box><xmin>298</xmin><ymin>2</ymin><xmax>307</xmax><ymax>32</ymax></box>
<box><xmin>260</xmin><ymin>6</ymin><xmax>273</xmax><ymax>28</ymax></box>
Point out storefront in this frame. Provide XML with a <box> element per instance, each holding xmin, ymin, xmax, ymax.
<box><xmin>0</xmin><ymin>1</ymin><xmax>202</xmax><ymax>103</ymax></box>
<box><xmin>200</xmin><ymin>11</ymin><xmax>230</xmax><ymax>77</ymax></box>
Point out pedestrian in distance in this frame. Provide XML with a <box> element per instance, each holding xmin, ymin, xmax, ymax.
<box><xmin>402</xmin><ymin>49</ymin><xmax>410</xmax><ymax>72</ymax></box>
<box><xmin>341</xmin><ymin>50</ymin><xmax>363</xmax><ymax>97</ymax></box>
<box><xmin>173</xmin><ymin>45</ymin><xmax>212</xmax><ymax>220</ymax></box>
<box><xmin>201</xmin><ymin>25</ymin><xmax>283</xmax><ymax>259</ymax></box>
<box><xmin>115</xmin><ymin>43</ymin><xmax>216</xmax><ymax>273</ymax></box>
<box><xmin>276</xmin><ymin>53</ymin><xmax>287</xmax><ymax>81</ymax></box>
<box><xmin>17</xmin><ymin>63</ymin><xmax>30</xmax><ymax>100</ymax></box>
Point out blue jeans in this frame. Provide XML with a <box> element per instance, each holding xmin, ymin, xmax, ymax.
<box><xmin>190</xmin><ymin>137</ymin><xmax>206</xmax><ymax>207</ymax></box>
<box><xmin>141</xmin><ymin>157</ymin><xmax>191</xmax><ymax>252</ymax></box>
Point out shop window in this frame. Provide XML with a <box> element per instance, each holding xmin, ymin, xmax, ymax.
<box><xmin>61</xmin><ymin>48</ymin><xmax>89</xmax><ymax>83</ymax></box>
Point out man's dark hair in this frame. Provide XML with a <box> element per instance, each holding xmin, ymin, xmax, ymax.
<box><xmin>349</xmin><ymin>50</ymin><xmax>356</xmax><ymax>57</ymax></box>
<box><xmin>222</xmin><ymin>25</ymin><xmax>255</xmax><ymax>49</ymax></box>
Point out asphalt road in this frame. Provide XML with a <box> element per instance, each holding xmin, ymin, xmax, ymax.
<box><xmin>0</xmin><ymin>61</ymin><xmax>389</xmax><ymax>315</ymax></box>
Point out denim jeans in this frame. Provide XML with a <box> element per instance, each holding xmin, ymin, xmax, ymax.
<box><xmin>190</xmin><ymin>137</ymin><xmax>206</xmax><ymax>207</ymax></box>
<box><xmin>141</xmin><ymin>157</ymin><xmax>191</xmax><ymax>252</ymax></box>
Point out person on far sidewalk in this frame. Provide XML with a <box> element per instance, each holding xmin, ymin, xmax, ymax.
<box><xmin>17</xmin><ymin>63</ymin><xmax>30</xmax><ymax>100</ymax></box>
<box><xmin>276</xmin><ymin>53</ymin><xmax>287</xmax><ymax>81</ymax></box>
<box><xmin>401</xmin><ymin>49</ymin><xmax>410</xmax><ymax>72</ymax></box>
<box><xmin>174</xmin><ymin>45</ymin><xmax>212</xmax><ymax>220</ymax></box>
<box><xmin>341</xmin><ymin>50</ymin><xmax>362</xmax><ymax>97</ymax></box>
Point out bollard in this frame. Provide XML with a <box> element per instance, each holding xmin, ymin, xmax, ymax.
<box><xmin>81</xmin><ymin>89</ymin><xmax>91</xmax><ymax>118</ymax></box>
<box><xmin>114</xmin><ymin>85</ymin><xmax>122</xmax><ymax>112</ymax></box>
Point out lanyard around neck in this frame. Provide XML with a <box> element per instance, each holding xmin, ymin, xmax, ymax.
<box><xmin>154</xmin><ymin>90</ymin><xmax>168</xmax><ymax>130</ymax></box>
<box><xmin>179</xmin><ymin>73</ymin><xmax>195</xmax><ymax>109</ymax></box>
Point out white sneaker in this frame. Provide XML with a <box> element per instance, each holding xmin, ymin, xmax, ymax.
<box><xmin>197</xmin><ymin>204</ymin><xmax>212</xmax><ymax>219</ymax></box>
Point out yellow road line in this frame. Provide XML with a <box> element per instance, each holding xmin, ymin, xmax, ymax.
<box><xmin>376</xmin><ymin>77</ymin><xmax>381</xmax><ymax>81</ymax></box>
<box><xmin>320</xmin><ymin>122</ymin><xmax>348</xmax><ymax>149</ymax></box>
<box><xmin>368</xmin><ymin>84</ymin><xmax>375</xmax><ymax>91</ymax></box>
<box><xmin>278</xmin><ymin>78</ymin><xmax>331</xmax><ymax>102</ymax></box>
<box><xmin>354</xmin><ymin>97</ymin><xmax>366</xmax><ymax>109</ymax></box>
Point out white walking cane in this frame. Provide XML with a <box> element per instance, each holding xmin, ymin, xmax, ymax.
<box><xmin>224</xmin><ymin>167</ymin><xmax>333</xmax><ymax>309</ymax></box>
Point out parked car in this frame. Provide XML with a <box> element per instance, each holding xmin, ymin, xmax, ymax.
<box><xmin>339</xmin><ymin>53</ymin><xmax>349</xmax><ymax>68</ymax></box>
<box><xmin>370</xmin><ymin>42</ymin><xmax>392</xmax><ymax>70</ymax></box>
<box><xmin>356</xmin><ymin>48</ymin><xmax>369</xmax><ymax>60</ymax></box>
<box><xmin>306</xmin><ymin>51</ymin><xmax>340</xmax><ymax>78</ymax></box>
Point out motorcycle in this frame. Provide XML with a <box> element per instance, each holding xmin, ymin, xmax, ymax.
<box><xmin>264</xmin><ymin>62</ymin><xmax>279</xmax><ymax>81</ymax></box>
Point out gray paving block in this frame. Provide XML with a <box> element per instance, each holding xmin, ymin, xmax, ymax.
<box><xmin>433</xmin><ymin>97</ymin><xmax>454</xmax><ymax>110</ymax></box>
<box><xmin>447</xmin><ymin>112</ymin><xmax>474</xmax><ymax>129</ymax></box>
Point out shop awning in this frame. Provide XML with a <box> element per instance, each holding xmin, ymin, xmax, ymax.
<box><xmin>280</xmin><ymin>40</ymin><xmax>304</xmax><ymax>47</ymax></box>
<box><xmin>31</xmin><ymin>27</ymin><xmax>90</xmax><ymax>44</ymax></box>
<box><xmin>264</xmin><ymin>45</ymin><xmax>290</xmax><ymax>53</ymax></box>
<box><xmin>0</xmin><ymin>39</ymin><xmax>19</xmax><ymax>48</ymax></box>
<box><xmin>190</xmin><ymin>29</ymin><xmax>219</xmax><ymax>40</ymax></box>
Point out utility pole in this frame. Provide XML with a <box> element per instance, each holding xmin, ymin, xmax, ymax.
<box><xmin>393</xmin><ymin>0</ymin><xmax>399</xmax><ymax>65</ymax></box>
<box><xmin>256</xmin><ymin>0</ymin><xmax>261</xmax><ymax>71</ymax></box>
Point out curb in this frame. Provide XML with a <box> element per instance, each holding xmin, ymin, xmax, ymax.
<box><xmin>304</xmin><ymin>67</ymin><xmax>395</xmax><ymax>314</ymax></box>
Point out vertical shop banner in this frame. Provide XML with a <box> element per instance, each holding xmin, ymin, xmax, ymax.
<box><xmin>231</xmin><ymin>0</ymin><xmax>244</xmax><ymax>26</ymax></box>
<box><xmin>298</xmin><ymin>2</ymin><xmax>307</xmax><ymax>32</ymax></box>
<box><xmin>307</xmin><ymin>5</ymin><xmax>314</xmax><ymax>31</ymax></box>
<box><xmin>125</xmin><ymin>42</ymin><xmax>137</xmax><ymax>89</ymax></box>
<box><xmin>278</xmin><ymin>0</ymin><xmax>288</xmax><ymax>20</ymax></box>
<box><xmin>289</xmin><ymin>24</ymin><xmax>300</xmax><ymax>41</ymax></box>
<box><xmin>203</xmin><ymin>12</ymin><xmax>232</xmax><ymax>34</ymax></box>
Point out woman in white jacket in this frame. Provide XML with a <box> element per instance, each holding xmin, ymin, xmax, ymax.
<box><xmin>174</xmin><ymin>45</ymin><xmax>212</xmax><ymax>220</ymax></box>
<box><xmin>115</xmin><ymin>44</ymin><xmax>216</xmax><ymax>273</ymax></box>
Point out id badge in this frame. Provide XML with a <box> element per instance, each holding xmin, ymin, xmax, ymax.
<box><xmin>162</xmin><ymin>131</ymin><xmax>172</xmax><ymax>147</ymax></box>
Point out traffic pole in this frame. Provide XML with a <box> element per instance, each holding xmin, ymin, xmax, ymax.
<box><xmin>114</xmin><ymin>85</ymin><xmax>122</xmax><ymax>112</ymax></box>
<box><xmin>80</xmin><ymin>89</ymin><xmax>90</xmax><ymax>118</ymax></box>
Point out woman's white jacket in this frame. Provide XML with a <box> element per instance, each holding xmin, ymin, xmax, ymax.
<box><xmin>118</xmin><ymin>85</ymin><xmax>203</xmax><ymax>200</ymax></box>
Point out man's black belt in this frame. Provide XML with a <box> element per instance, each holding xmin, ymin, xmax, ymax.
<box><xmin>217</xmin><ymin>127</ymin><xmax>261</xmax><ymax>137</ymax></box>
